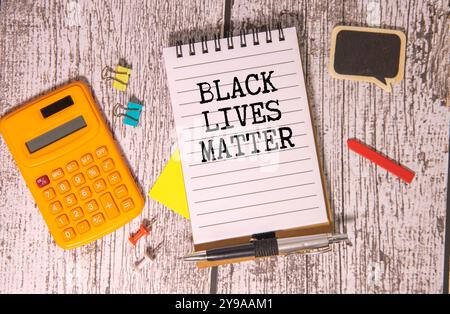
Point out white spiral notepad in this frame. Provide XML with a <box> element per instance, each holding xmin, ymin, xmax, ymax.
<box><xmin>163</xmin><ymin>27</ymin><xmax>330</xmax><ymax>246</ymax></box>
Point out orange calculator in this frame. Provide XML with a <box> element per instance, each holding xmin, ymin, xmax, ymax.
<box><xmin>0</xmin><ymin>81</ymin><xmax>144</xmax><ymax>249</ymax></box>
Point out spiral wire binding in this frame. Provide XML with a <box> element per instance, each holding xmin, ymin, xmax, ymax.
<box><xmin>214</xmin><ymin>33</ymin><xmax>221</xmax><ymax>51</ymax></box>
<box><xmin>175</xmin><ymin>41</ymin><xmax>183</xmax><ymax>58</ymax></box>
<box><xmin>239</xmin><ymin>29</ymin><xmax>247</xmax><ymax>47</ymax></box>
<box><xmin>226</xmin><ymin>32</ymin><xmax>234</xmax><ymax>49</ymax></box>
<box><xmin>263</xmin><ymin>25</ymin><xmax>272</xmax><ymax>43</ymax></box>
<box><xmin>201</xmin><ymin>36</ymin><xmax>208</xmax><ymax>53</ymax></box>
<box><xmin>251</xmin><ymin>28</ymin><xmax>260</xmax><ymax>45</ymax></box>
<box><xmin>174</xmin><ymin>23</ymin><xmax>287</xmax><ymax>57</ymax></box>
<box><xmin>188</xmin><ymin>38</ymin><xmax>195</xmax><ymax>55</ymax></box>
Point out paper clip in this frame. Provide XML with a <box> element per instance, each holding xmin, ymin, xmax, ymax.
<box><xmin>102</xmin><ymin>64</ymin><xmax>131</xmax><ymax>91</ymax></box>
<box><xmin>113</xmin><ymin>101</ymin><xmax>144</xmax><ymax>127</ymax></box>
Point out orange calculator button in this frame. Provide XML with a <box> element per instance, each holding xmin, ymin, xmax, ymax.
<box><xmin>69</xmin><ymin>207</ymin><xmax>84</xmax><ymax>221</ymax></box>
<box><xmin>56</xmin><ymin>180</ymin><xmax>71</xmax><ymax>194</ymax></box>
<box><xmin>56</xmin><ymin>214</ymin><xmax>69</xmax><ymax>228</ymax></box>
<box><xmin>95</xmin><ymin>146</ymin><xmax>108</xmax><ymax>159</ymax></box>
<box><xmin>101</xmin><ymin>158</ymin><xmax>115</xmax><ymax>172</ymax></box>
<box><xmin>51</xmin><ymin>168</ymin><xmax>65</xmax><ymax>180</ymax></box>
<box><xmin>100</xmin><ymin>192</ymin><xmax>120</xmax><ymax>219</ymax></box>
<box><xmin>114</xmin><ymin>185</ymin><xmax>128</xmax><ymax>199</ymax></box>
<box><xmin>93</xmin><ymin>179</ymin><xmax>107</xmax><ymax>193</ymax></box>
<box><xmin>49</xmin><ymin>201</ymin><xmax>63</xmax><ymax>215</ymax></box>
<box><xmin>43</xmin><ymin>188</ymin><xmax>56</xmax><ymax>200</ymax></box>
<box><xmin>120</xmin><ymin>198</ymin><xmax>134</xmax><ymax>212</ymax></box>
<box><xmin>64</xmin><ymin>193</ymin><xmax>78</xmax><ymax>207</ymax></box>
<box><xmin>80</xmin><ymin>153</ymin><xmax>94</xmax><ymax>166</ymax></box>
<box><xmin>78</xmin><ymin>186</ymin><xmax>92</xmax><ymax>200</ymax></box>
<box><xmin>91</xmin><ymin>213</ymin><xmax>105</xmax><ymax>227</ymax></box>
<box><xmin>87</xmin><ymin>166</ymin><xmax>100</xmax><ymax>179</ymax></box>
<box><xmin>76</xmin><ymin>220</ymin><xmax>91</xmax><ymax>234</ymax></box>
<box><xmin>62</xmin><ymin>228</ymin><xmax>76</xmax><ymax>242</ymax></box>
<box><xmin>84</xmin><ymin>199</ymin><xmax>99</xmax><ymax>213</ymax></box>
<box><xmin>66</xmin><ymin>161</ymin><xmax>79</xmax><ymax>173</ymax></box>
<box><xmin>72</xmin><ymin>173</ymin><xmax>85</xmax><ymax>187</ymax></box>
<box><xmin>107</xmin><ymin>171</ymin><xmax>122</xmax><ymax>186</ymax></box>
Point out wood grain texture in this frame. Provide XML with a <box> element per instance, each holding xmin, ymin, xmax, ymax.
<box><xmin>0</xmin><ymin>0</ymin><xmax>448</xmax><ymax>294</ymax></box>
<box><xmin>0</xmin><ymin>0</ymin><xmax>224</xmax><ymax>294</ymax></box>
<box><xmin>215</xmin><ymin>0</ymin><xmax>449</xmax><ymax>294</ymax></box>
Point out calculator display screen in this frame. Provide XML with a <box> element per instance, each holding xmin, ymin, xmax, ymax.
<box><xmin>26</xmin><ymin>116</ymin><xmax>87</xmax><ymax>153</ymax></box>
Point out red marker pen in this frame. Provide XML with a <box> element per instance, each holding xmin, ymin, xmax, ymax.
<box><xmin>347</xmin><ymin>138</ymin><xmax>415</xmax><ymax>184</ymax></box>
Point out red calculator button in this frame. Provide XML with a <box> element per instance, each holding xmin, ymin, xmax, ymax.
<box><xmin>66</xmin><ymin>161</ymin><xmax>79</xmax><ymax>173</ymax></box>
<box><xmin>84</xmin><ymin>199</ymin><xmax>99</xmax><ymax>213</ymax></box>
<box><xmin>49</xmin><ymin>201</ymin><xmax>63</xmax><ymax>215</ymax></box>
<box><xmin>101</xmin><ymin>158</ymin><xmax>115</xmax><ymax>172</ymax></box>
<box><xmin>69</xmin><ymin>207</ymin><xmax>84</xmax><ymax>221</ymax></box>
<box><xmin>95</xmin><ymin>146</ymin><xmax>108</xmax><ymax>159</ymax></box>
<box><xmin>62</xmin><ymin>228</ymin><xmax>76</xmax><ymax>241</ymax></box>
<box><xmin>36</xmin><ymin>175</ymin><xmax>50</xmax><ymax>188</ymax></box>
<box><xmin>51</xmin><ymin>168</ymin><xmax>65</xmax><ymax>180</ymax></box>
<box><xmin>80</xmin><ymin>153</ymin><xmax>94</xmax><ymax>166</ymax></box>
<box><xmin>55</xmin><ymin>214</ymin><xmax>70</xmax><ymax>228</ymax></box>
<box><xmin>120</xmin><ymin>198</ymin><xmax>135</xmax><ymax>212</ymax></box>
<box><xmin>43</xmin><ymin>188</ymin><xmax>56</xmax><ymax>201</ymax></box>
<box><xmin>100</xmin><ymin>192</ymin><xmax>120</xmax><ymax>219</ymax></box>
<box><xmin>77</xmin><ymin>220</ymin><xmax>91</xmax><ymax>234</ymax></box>
<box><xmin>91</xmin><ymin>213</ymin><xmax>105</xmax><ymax>227</ymax></box>
<box><xmin>114</xmin><ymin>185</ymin><xmax>128</xmax><ymax>199</ymax></box>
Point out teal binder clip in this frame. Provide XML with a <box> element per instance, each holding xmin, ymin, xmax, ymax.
<box><xmin>113</xmin><ymin>101</ymin><xmax>143</xmax><ymax>127</ymax></box>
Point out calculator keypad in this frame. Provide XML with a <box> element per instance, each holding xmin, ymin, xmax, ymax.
<box><xmin>36</xmin><ymin>175</ymin><xmax>50</xmax><ymax>188</ymax></box>
<box><xmin>50</xmin><ymin>201</ymin><xmax>63</xmax><ymax>215</ymax></box>
<box><xmin>64</xmin><ymin>193</ymin><xmax>78</xmax><ymax>207</ymax></box>
<box><xmin>36</xmin><ymin>145</ymin><xmax>136</xmax><ymax>244</ymax></box>
<box><xmin>87</xmin><ymin>166</ymin><xmax>100</xmax><ymax>179</ymax></box>
<box><xmin>56</xmin><ymin>180</ymin><xmax>71</xmax><ymax>194</ymax></box>
<box><xmin>56</xmin><ymin>214</ymin><xmax>70</xmax><ymax>228</ymax></box>
<box><xmin>77</xmin><ymin>220</ymin><xmax>91</xmax><ymax>234</ymax></box>
<box><xmin>62</xmin><ymin>228</ymin><xmax>76</xmax><ymax>241</ymax></box>
<box><xmin>100</xmin><ymin>192</ymin><xmax>120</xmax><ymax>219</ymax></box>
<box><xmin>51</xmin><ymin>168</ymin><xmax>65</xmax><ymax>181</ymax></box>
<box><xmin>101</xmin><ymin>158</ymin><xmax>115</xmax><ymax>172</ymax></box>
<box><xmin>66</xmin><ymin>161</ymin><xmax>79</xmax><ymax>173</ymax></box>
<box><xmin>72</xmin><ymin>173</ymin><xmax>85</xmax><ymax>187</ymax></box>
<box><xmin>43</xmin><ymin>188</ymin><xmax>56</xmax><ymax>200</ymax></box>
<box><xmin>93</xmin><ymin>179</ymin><xmax>107</xmax><ymax>193</ymax></box>
<box><xmin>80</xmin><ymin>153</ymin><xmax>94</xmax><ymax>166</ymax></box>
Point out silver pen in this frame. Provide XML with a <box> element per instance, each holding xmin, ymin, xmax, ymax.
<box><xmin>183</xmin><ymin>233</ymin><xmax>350</xmax><ymax>262</ymax></box>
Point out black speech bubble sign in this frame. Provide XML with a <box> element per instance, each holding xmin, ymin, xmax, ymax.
<box><xmin>329</xmin><ymin>26</ymin><xmax>406</xmax><ymax>92</ymax></box>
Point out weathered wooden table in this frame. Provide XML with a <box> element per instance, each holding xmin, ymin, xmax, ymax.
<box><xmin>0</xmin><ymin>0</ymin><xmax>448</xmax><ymax>293</ymax></box>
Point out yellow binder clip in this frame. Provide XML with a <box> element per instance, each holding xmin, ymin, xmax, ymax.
<box><xmin>102</xmin><ymin>64</ymin><xmax>131</xmax><ymax>91</ymax></box>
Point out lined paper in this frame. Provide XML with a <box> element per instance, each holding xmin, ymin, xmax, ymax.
<box><xmin>163</xmin><ymin>27</ymin><xmax>328</xmax><ymax>244</ymax></box>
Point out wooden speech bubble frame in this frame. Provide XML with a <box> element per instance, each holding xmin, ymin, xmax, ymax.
<box><xmin>329</xmin><ymin>25</ymin><xmax>406</xmax><ymax>92</ymax></box>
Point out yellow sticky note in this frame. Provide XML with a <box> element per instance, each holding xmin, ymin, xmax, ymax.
<box><xmin>148</xmin><ymin>149</ymin><xmax>190</xmax><ymax>219</ymax></box>
<box><xmin>112</xmin><ymin>65</ymin><xmax>131</xmax><ymax>91</ymax></box>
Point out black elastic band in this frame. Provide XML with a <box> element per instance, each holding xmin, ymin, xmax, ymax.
<box><xmin>252</xmin><ymin>231</ymin><xmax>276</xmax><ymax>240</ymax></box>
<box><xmin>254</xmin><ymin>238</ymin><xmax>279</xmax><ymax>257</ymax></box>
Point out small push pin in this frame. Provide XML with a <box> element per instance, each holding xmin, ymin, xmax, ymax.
<box><xmin>133</xmin><ymin>243</ymin><xmax>163</xmax><ymax>271</ymax></box>
<box><xmin>128</xmin><ymin>218</ymin><xmax>156</xmax><ymax>246</ymax></box>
